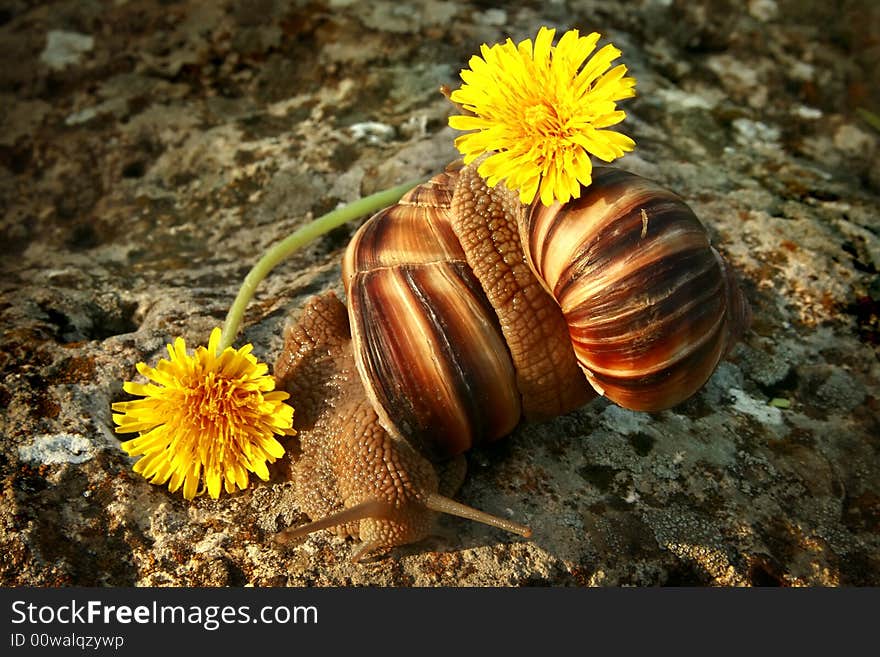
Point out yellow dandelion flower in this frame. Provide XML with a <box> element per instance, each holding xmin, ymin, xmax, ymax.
<box><xmin>112</xmin><ymin>328</ymin><xmax>294</xmax><ymax>500</ymax></box>
<box><xmin>448</xmin><ymin>26</ymin><xmax>637</xmax><ymax>206</ymax></box>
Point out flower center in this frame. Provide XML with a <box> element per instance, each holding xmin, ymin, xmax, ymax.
<box><xmin>524</xmin><ymin>103</ymin><xmax>562</xmax><ymax>136</ymax></box>
<box><xmin>187</xmin><ymin>374</ymin><xmax>244</xmax><ymax>432</ymax></box>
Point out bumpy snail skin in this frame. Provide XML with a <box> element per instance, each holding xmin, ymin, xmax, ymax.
<box><xmin>449</xmin><ymin>165</ymin><xmax>596</xmax><ymax>421</ymax></box>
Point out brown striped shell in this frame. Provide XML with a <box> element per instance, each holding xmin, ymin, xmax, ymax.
<box><xmin>342</xmin><ymin>171</ymin><xmax>522</xmax><ymax>460</ymax></box>
<box><xmin>522</xmin><ymin>167</ymin><xmax>749</xmax><ymax>411</ymax></box>
<box><xmin>342</xmin><ymin>164</ymin><xmax>748</xmax><ymax>460</ymax></box>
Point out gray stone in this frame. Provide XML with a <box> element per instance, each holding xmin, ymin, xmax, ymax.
<box><xmin>40</xmin><ymin>31</ymin><xmax>94</xmax><ymax>70</ymax></box>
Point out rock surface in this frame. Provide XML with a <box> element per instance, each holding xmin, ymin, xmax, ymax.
<box><xmin>1</xmin><ymin>0</ymin><xmax>878</xmax><ymax>586</ymax></box>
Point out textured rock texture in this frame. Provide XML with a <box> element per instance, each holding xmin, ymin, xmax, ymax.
<box><xmin>1</xmin><ymin>0</ymin><xmax>878</xmax><ymax>586</ymax></box>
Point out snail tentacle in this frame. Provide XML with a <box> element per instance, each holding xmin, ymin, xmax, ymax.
<box><xmin>274</xmin><ymin>499</ymin><xmax>394</xmax><ymax>544</ymax></box>
<box><xmin>425</xmin><ymin>493</ymin><xmax>532</xmax><ymax>538</ymax></box>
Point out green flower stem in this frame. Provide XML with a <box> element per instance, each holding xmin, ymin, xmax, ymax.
<box><xmin>220</xmin><ymin>179</ymin><xmax>424</xmax><ymax>351</ymax></box>
<box><xmin>857</xmin><ymin>108</ymin><xmax>880</xmax><ymax>133</ymax></box>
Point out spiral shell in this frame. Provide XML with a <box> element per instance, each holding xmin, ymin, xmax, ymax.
<box><xmin>521</xmin><ymin>167</ymin><xmax>747</xmax><ymax>410</ymax></box>
<box><xmin>342</xmin><ymin>171</ymin><xmax>521</xmax><ymax>459</ymax></box>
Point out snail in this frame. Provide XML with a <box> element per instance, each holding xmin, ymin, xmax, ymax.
<box><xmin>272</xmin><ymin>162</ymin><xmax>749</xmax><ymax>561</ymax></box>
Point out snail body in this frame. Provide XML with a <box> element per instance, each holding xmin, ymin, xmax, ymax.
<box><xmin>274</xmin><ymin>163</ymin><xmax>748</xmax><ymax>560</ymax></box>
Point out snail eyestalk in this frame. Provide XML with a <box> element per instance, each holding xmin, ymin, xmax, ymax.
<box><xmin>219</xmin><ymin>179</ymin><xmax>427</xmax><ymax>351</ymax></box>
<box><xmin>425</xmin><ymin>493</ymin><xmax>532</xmax><ymax>538</ymax></box>
<box><xmin>274</xmin><ymin>499</ymin><xmax>394</xmax><ymax>544</ymax></box>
